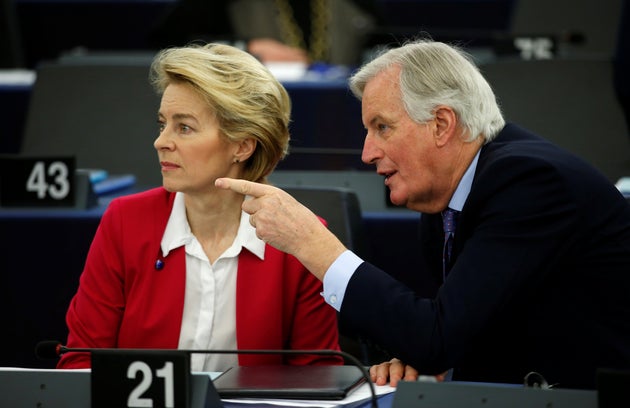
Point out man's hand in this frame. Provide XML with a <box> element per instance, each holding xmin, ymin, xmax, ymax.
<box><xmin>370</xmin><ymin>358</ymin><xmax>419</xmax><ymax>387</ymax></box>
<box><xmin>215</xmin><ymin>178</ymin><xmax>347</xmax><ymax>279</ymax></box>
<box><xmin>369</xmin><ymin>358</ymin><xmax>447</xmax><ymax>387</ymax></box>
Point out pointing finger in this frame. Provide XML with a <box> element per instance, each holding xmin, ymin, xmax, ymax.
<box><xmin>215</xmin><ymin>177</ymin><xmax>274</xmax><ymax>198</ymax></box>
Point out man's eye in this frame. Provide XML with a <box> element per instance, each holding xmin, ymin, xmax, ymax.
<box><xmin>157</xmin><ymin>121</ymin><xmax>166</xmax><ymax>132</ymax></box>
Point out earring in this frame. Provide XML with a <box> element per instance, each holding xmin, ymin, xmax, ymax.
<box><xmin>234</xmin><ymin>158</ymin><xmax>240</xmax><ymax>163</ymax></box>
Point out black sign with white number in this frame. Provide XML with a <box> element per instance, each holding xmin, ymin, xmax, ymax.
<box><xmin>91</xmin><ymin>350</ymin><xmax>191</xmax><ymax>408</ymax></box>
<box><xmin>0</xmin><ymin>155</ymin><xmax>75</xmax><ymax>207</ymax></box>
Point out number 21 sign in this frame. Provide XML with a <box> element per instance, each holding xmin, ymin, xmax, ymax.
<box><xmin>91</xmin><ymin>349</ymin><xmax>191</xmax><ymax>408</ymax></box>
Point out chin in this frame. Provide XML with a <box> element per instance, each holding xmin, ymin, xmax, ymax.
<box><xmin>161</xmin><ymin>180</ymin><xmax>179</xmax><ymax>193</ymax></box>
<box><xmin>388</xmin><ymin>193</ymin><xmax>407</xmax><ymax>207</ymax></box>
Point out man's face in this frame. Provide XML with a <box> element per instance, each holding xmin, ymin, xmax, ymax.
<box><xmin>360</xmin><ymin>65</ymin><xmax>442</xmax><ymax>212</ymax></box>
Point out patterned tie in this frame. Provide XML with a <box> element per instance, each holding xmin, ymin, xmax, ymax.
<box><xmin>442</xmin><ymin>208</ymin><xmax>459</xmax><ymax>280</ymax></box>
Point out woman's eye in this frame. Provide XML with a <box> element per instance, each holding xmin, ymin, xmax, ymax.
<box><xmin>179</xmin><ymin>124</ymin><xmax>192</xmax><ymax>133</ymax></box>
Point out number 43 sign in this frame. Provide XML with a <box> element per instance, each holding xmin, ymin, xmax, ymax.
<box><xmin>0</xmin><ymin>155</ymin><xmax>75</xmax><ymax>207</ymax></box>
<box><xmin>91</xmin><ymin>350</ymin><xmax>191</xmax><ymax>408</ymax></box>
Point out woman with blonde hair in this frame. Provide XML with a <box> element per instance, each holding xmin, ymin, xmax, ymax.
<box><xmin>58</xmin><ymin>43</ymin><xmax>343</xmax><ymax>371</ymax></box>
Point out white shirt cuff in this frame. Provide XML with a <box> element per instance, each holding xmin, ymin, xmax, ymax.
<box><xmin>321</xmin><ymin>250</ymin><xmax>364</xmax><ymax>311</ymax></box>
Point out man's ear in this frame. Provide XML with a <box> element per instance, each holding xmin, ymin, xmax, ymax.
<box><xmin>235</xmin><ymin>138</ymin><xmax>257</xmax><ymax>162</ymax></box>
<box><xmin>433</xmin><ymin>106</ymin><xmax>458</xmax><ymax>148</ymax></box>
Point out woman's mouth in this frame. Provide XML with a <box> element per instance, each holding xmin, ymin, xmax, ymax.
<box><xmin>160</xmin><ymin>161</ymin><xmax>180</xmax><ymax>171</ymax></box>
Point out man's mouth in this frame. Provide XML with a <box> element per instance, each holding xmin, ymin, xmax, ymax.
<box><xmin>381</xmin><ymin>171</ymin><xmax>396</xmax><ymax>182</ymax></box>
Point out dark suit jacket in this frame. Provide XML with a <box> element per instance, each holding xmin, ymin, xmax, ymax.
<box><xmin>340</xmin><ymin>123</ymin><xmax>630</xmax><ymax>389</ymax></box>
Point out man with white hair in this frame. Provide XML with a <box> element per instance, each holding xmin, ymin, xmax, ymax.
<box><xmin>216</xmin><ymin>39</ymin><xmax>630</xmax><ymax>390</ymax></box>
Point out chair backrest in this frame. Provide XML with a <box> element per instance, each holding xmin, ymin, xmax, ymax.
<box><xmin>20</xmin><ymin>55</ymin><xmax>162</xmax><ymax>188</ymax></box>
<box><xmin>279</xmin><ymin>185</ymin><xmax>368</xmax><ymax>259</ymax></box>
<box><xmin>481</xmin><ymin>57</ymin><xmax>630</xmax><ymax>183</ymax></box>
<box><xmin>278</xmin><ymin>185</ymin><xmax>385</xmax><ymax>364</ymax></box>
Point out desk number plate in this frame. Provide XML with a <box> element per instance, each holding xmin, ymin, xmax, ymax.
<box><xmin>91</xmin><ymin>350</ymin><xmax>190</xmax><ymax>408</ymax></box>
<box><xmin>0</xmin><ymin>155</ymin><xmax>75</xmax><ymax>207</ymax></box>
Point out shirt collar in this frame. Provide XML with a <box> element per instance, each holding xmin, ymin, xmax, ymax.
<box><xmin>233</xmin><ymin>207</ymin><xmax>266</xmax><ymax>260</ymax></box>
<box><xmin>161</xmin><ymin>192</ymin><xmax>192</xmax><ymax>257</ymax></box>
<box><xmin>447</xmin><ymin>150</ymin><xmax>480</xmax><ymax>212</ymax></box>
<box><xmin>160</xmin><ymin>192</ymin><xmax>265</xmax><ymax>260</ymax></box>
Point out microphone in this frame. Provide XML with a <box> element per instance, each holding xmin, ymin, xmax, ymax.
<box><xmin>35</xmin><ymin>340</ymin><xmax>66</xmax><ymax>359</ymax></box>
<box><xmin>35</xmin><ymin>340</ymin><xmax>378</xmax><ymax>408</ymax></box>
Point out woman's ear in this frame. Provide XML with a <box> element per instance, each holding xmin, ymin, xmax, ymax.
<box><xmin>234</xmin><ymin>138</ymin><xmax>257</xmax><ymax>163</ymax></box>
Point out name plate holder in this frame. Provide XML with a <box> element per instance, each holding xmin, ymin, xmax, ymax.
<box><xmin>91</xmin><ymin>349</ymin><xmax>223</xmax><ymax>408</ymax></box>
<box><xmin>0</xmin><ymin>155</ymin><xmax>96</xmax><ymax>209</ymax></box>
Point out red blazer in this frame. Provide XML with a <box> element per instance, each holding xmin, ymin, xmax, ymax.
<box><xmin>58</xmin><ymin>187</ymin><xmax>342</xmax><ymax>368</ymax></box>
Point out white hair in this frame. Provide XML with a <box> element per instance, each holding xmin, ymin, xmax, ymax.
<box><xmin>349</xmin><ymin>39</ymin><xmax>505</xmax><ymax>142</ymax></box>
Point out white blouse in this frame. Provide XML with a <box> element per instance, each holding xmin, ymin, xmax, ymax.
<box><xmin>159</xmin><ymin>193</ymin><xmax>265</xmax><ymax>372</ymax></box>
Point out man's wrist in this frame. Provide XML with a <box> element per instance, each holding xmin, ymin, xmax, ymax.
<box><xmin>321</xmin><ymin>250</ymin><xmax>364</xmax><ymax>311</ymax></box>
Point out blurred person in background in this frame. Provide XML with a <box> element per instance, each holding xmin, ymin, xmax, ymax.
<box><xmin>150</xmin><ymin>0</ymin><xmax>381</xmax><ymax>66</ymax></box>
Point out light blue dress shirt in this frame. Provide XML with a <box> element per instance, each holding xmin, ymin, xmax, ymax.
<box><xmin>321</xmin><ymin>151</ymin><xmax>480</xmax><ymax>311</ymax></box>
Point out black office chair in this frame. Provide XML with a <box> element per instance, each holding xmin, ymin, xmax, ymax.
<box><xmin>481</xmin><ymin>58</ymin><xmax>630</xmax><ymax>183</ymax></box>
<box><xmin>278</xmin><ymin>185</ymin><xmax>387</xmax><ymax>365</ymax></box>
<box><xmin>20</xmin><ymin>56</ymin><xmax>162</xmax><ymax>188</ymax></box>
<box><xmin>281</xmin><ymin>185</ymin><xmax>368</xmax><ymax>257</ymax></box>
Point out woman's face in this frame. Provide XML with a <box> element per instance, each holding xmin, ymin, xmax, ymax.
<box><xmin>154</xmin><ymin>82</ymin><xmax>242</xmax><ymax>194</ymax></box>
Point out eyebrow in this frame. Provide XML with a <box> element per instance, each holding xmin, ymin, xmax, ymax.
<box><xmin>367</xmin><ymin>114</ymin><xmax>388</xmax><ymax>128</ymax></box>
<box><xmin>157</xmin><ymin>112</ymin><xmax>198</xmax><ymax>122</ymax></box>
<box><xmin>172</xmin><ymin>113</ymin><xmax>196</xmax><ymax>121</ymax></box>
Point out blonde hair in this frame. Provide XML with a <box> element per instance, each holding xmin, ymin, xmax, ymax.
<box><xmin>150</xmin><ymin>43</ymin><xmax>291</xmax><ymax>182</ymax></box>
